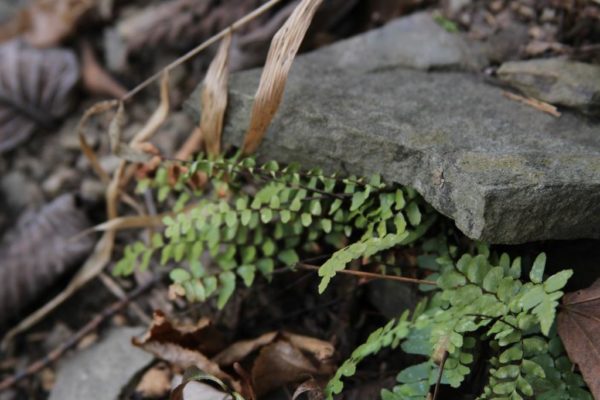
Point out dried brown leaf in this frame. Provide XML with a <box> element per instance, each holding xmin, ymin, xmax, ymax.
<box><xmin>134</xmin><ymin>311</ymin><xmax>238</xmax><ymax>392</ymax></box>
<box><xmin>200</xmin><ymin>32</ymin><xmax>231</xmax><ymax>156</ymax></box>
<box><xmin>78</xmin><ymin>100</ymin><xmax>118</xmax><ymax>184</ymax></box>
<box><xmin>131</xmin><ymin>72</ymin><xmax>170</xmax><ymax>147</ymax></box>
<box><xmin>251</xmin><ymin>341</ymin><xmax>319</xmax><ymax>397</ymax></box>
<box><xmin>0</xmin><ymin>194</ymin><xmax>95</xmax><ymax>328</ymax></box>
<box><xmin>24</xmin><ymin>0</ymin><xmax>95</xmax><ymax>48</ymax></box>
<box><xmin>212</xmin><ymin>331</ymin><xmax>278</xmax><ymax>366</ymax></box>
<box><xmin>81</xmin><ymin>41</ymin><xmax>127</xmax><ymax>99</ymax></box>
<box><xmin>557</xmin><ymin>279</ymin><xmax>600</xmax><ymax>398</ymax></box>
<box><xmin>292</xmin><ymin>378</ymin><xmax>325</xmax><ymax>400</ymax></box>
<box><xmin>0</xmin><ymin>39</ymin><xmax>79</xmax><ymax>154</ymax></box>
<box><xmin>241</xmin><ymin>0</ymin><xmax>323</xmax><ymax>155</ymax></box>
<box><xmin>281</xmin><ymin>332</ymin><xmax>334</xmax><ymax>362</ymax></box>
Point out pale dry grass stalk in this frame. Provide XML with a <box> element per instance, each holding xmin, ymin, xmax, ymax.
<box><xmin>241</xmin><ymin>0</ymin><xmax>323</xmax><ymax>155</ymax></box>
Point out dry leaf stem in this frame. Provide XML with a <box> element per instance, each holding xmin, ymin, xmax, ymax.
<box><xmin>296</xmin><ymin>263</ymin><xmax>437</xmax><ymax>286</ymax></box>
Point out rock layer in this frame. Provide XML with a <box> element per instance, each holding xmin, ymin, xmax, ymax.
<box><xmin>187</xmin><ymin>13</ymin><xmax>600</xmax><ymax>244</ymax></box>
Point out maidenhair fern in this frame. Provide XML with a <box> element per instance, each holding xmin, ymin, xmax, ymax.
<box><xmin>115</xmin><ymin>153</ymin><xmax>590</xmax><ymax>399</ymax></box>
<box><xmin>114</xmin><ymin>154</ymin><xmax>432</xmax><ymax>308</ymax></box>
<box><xmin>326</xmin><ymin>250</ymin><xmax>592</xmax><ymax>400</ymax></box>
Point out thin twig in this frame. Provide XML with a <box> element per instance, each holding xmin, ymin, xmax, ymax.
<box><xmin>121</xmin><ymin>0</ymin><xmax>283</xmax><ymax>102</ymax></box>
<box><xmin>296</xmin><ymin>263</ymin><xmax>437</xmax><ymax>286</ymax></box>
<box><xmin>432</xmin><ymin>351</ymin><xmax>448</xmax><ymax>400</ymax></box>
<box><xmin>0</xmin><ymin>278</ymin><xmax>157</xmax><ymax>391</ymax></box>
<box><xmin>502</xmin><ymin>91</ymin><xmax>561</xmax><ymax>117</ymax></box>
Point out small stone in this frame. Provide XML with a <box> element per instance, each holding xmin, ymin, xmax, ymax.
<box><xmin>80</xmin><ymin>179</ymin><xmax>105</xmax><ymax>203</ymax></box>
<box><xmin>49</xmin><ymin>327</ymin><xmax>153</xmax><ymax>400</ymax></box>
<box><xmin>498</xmin><ymin>58</ymin><xmax>600</xmax><ymax>115</ymax></box>
<box><xmin>0</xmin><ymin>171</ymin><xmax>44</xmax><ymax>212</ymax></box>
<box><xmin>42</xmin><ymin>167</ymin><xmax>79</xmax><ymax>196</ymax></box>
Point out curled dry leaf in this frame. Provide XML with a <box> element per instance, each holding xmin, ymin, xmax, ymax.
<box><xmin>0</xmin><ymin>39</ymin><xmax>79</xmax><ymax>154</ymax></box>
<box><xmin>0</xmin><ymin>194</ymin><xmax>95</xmax><ymax>328</ymax></box>
<box><xmin>292</xmin><ymin>378</ymin><xmax>325</xmax><ymax>400</ymax></box>
<box><xmin>251</xmin><ymin>341</ymin><xmax>319</xmax><ymax>397</ymax></box>
<box><xmin>199</xmin><ymin>31</ymin><xmax>231</xmax><ymax>156</ymax></box>
<box><xmin>557</xmin><ymin>279</ymin><xmax>600</xmax><ymax>398</ymax></box>
<box><xmin>133</xmin><ymin>311</ymin><xmax>237</xmax><ymax>392</ymax></box>
<box><xmin>241</xmin><ymin>0</ymin><xmax>324</xmax><ymax>155</ymax></box>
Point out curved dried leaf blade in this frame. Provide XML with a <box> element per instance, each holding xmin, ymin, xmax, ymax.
<box><xmin>241</xmin><ymin>0</ymin><xmax>323</xmax><ymax>155</ymax></box>
<box><xmin>0</xmin><ymin>39</ymin><xmax>79</xmax><ymax>153</ymax></box>
<box><xmin>0</xmin><ymin>194</ymin><xmax>94</xmax><ymax>328</ymax></box>
<box><xmin>557</xmin><ymin>279</ymin><xmax>600</xmax><ymax>398</ymax></box>
<box><xmin>201</xmin><ymin>32</ymin><xmax>231</xmax><ymax>156</ymax></box>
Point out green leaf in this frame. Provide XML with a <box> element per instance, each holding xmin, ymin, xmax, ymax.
<box><xmin>217</xmin><ymin>271</ymin><xmax>236</xmax><ymax>309</ymax></box>
<box><xmin>519</xmin><ymin>285</ymin><xmax>546</xmax><ymax>311</ymax></box>
<box><xmin>321</xmin><ymin>218</ymin><xmax>332</xmax><ymax>233</ymax></box>
<box><xmin>301</xmin><ymin>213</ymin><xmax>312</xmax><ymax>227</ymax></box>
<box><xmin>544</xmin><ymin>269</ymin><xmax>573</xmax><ymax>293</ymax></box>
<box><xmin>396</xmin><ymin>362</ymin><xmax>432</xmax><ymax>383</ymax></box>
<box><xmin>278</xmin><ymin>249</ymin><xmax>299</xmax><ymax>266</ymax></box>
<box><xmin>530</xmin><ymin>253</ymin><xmax>546</xmax><ymax>283</ymax></box>
<box><xmin>240</xmin><ymin>209</ymin><xmax>252</xmax><ymax>226</ymax></box>
<box><xmin>260</xmin><ymin>208</ymin><xmax>273</xmax><ymax>223</ymax></box>
<box><xmin>280</xmin><ymin>209</ymin><xmax>291</xmax><ymax>223</ymax></box>
<box><xmin>350</xmin><ymin>191</ymin><xmax>368</xmax><ymax>211</ymax></box>
<box><xmin>406</xmin><ymin>202</ymin><xmax>422</xmax><ymax>226</ymax></box>
<box><xmin>237</xmin><ymin>265</ymin><xmax>256</xmax><ymax>287</ymax></box>
<box><xmin>170</xmin><ymin>268</ymin><xmax>191</xmax><ymax>283</ymax></box>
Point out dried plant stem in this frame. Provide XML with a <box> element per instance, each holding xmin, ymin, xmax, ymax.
<box><xmin>122</xmin><ymin>0</ymin><xmax>283</xmax><ymax>102</ymax></box>
<box><xmin>0</xmin><ymin>277</ymin><xmax>157</xmax><ymax>391</ymax></box>
<box><xmin>296</xmin><ymin>263</ymin><xmax>437</xmax><ymax>286</ymax></box>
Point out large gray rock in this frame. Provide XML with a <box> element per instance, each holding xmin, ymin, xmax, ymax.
<box><xmin>498</xmin><ymin>58</ymin><xmax>600</xmax><ymax>115</ymax></box>
<box><xmin>187</xmin><ymin>15</ymin><xmax>600</xmax><ymax>244</ymax></box>
<box><xmin>293</xmin><ymin>12</ymin><xmax>488</xmax><ymax>73</ymax></box>
<box><xmin>49</xmin><ymin>327</ymin><xmax>153</xmax><ymax>400</ymax></box>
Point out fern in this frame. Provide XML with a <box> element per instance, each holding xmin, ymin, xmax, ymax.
<box><xmin>115</xmin><ymin>154</ymin><xmax>590</xmax><ymax>399</ymax></box>
<box><xmin>326</xmin><ymin>250</ymin><xmax>591</xmax><ymax>399</ymax></box>
<box><xmin>114</xmin><ymin>154</ymin><xmax>432</xmax><ymax>307</ymax></box>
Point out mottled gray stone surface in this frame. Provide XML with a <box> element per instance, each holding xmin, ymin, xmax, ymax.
<box><xmin>187</xmin><ymin>14</ymin><xmax>600</xmax><ymax>244</ymax></box>
<box><xmin>49</xmin><ymin>327</ymin><xmax>152</xmax><ymax>400</ymax></box>
<box><xmin>290</xmin><ymin>12</ymin><xmax>488</xmax><ymax>74</ymax></box>
<box><xmin>498</xmin><ymin>58</ymin><xmax>600</xmax><ymax>115</ymax></box>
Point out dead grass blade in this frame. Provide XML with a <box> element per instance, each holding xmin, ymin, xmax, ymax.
<box><xmin>241</xmin><ymin>0</ymin><xmax>323</xmax><ymax>155</ymax></box>
<box><xmin>78</xmin><ymin>100</ymin><xmax>118</xmax><ymax>184</ymax></box>
<box><xmin>201</xmin><ymin>32</ymin><xmax>232</xmax><ymax>156</ymax></box>
<box><xmin>131</xmin><ymin>71</ymin><xmax>171</xmax><ymax>147</ymax></box>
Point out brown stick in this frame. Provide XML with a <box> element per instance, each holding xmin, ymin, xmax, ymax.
<box><xmin>432</xmin><ymin>351</ymin><xmax>448</xmax><ymax>400</ymax></box>
<box><xmin>296</xmin><ymin>263</ymin><xmax>437</xmax><ymax>286</ymax></box>
<box><xmin>0</xmin><ymin>278</ymin><xmax>157</xmax><ymax>391</ymax></box>
<box><xmin>502</xmin><ymin>91</ymin><xmax>561</xmax><ymax>117</ymax></box>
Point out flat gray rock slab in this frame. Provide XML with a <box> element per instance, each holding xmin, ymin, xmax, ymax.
<box><xmin>49</xmin><ymin>327</ymin><xmax>153</xmax><ymax>400</ymax></box>
<box><xmin>188</xmin><ymin>15</ymin><xmax>600</xmax><ymax>244</ymax></box>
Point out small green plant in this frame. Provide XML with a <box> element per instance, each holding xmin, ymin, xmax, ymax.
<box><xmin>115</xmin><ymin>154</ymin><xmax>433</xmax><ymax>307</ymax></box>
<box><xmin>115</xmin><ymin>154</ymin><xmax>590</xmax><ymax>399</ymax></box>
<box><xmin>327</xmin><ymin>249</ymin><xmax>591</xmax><ymax>399</ymax></box>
